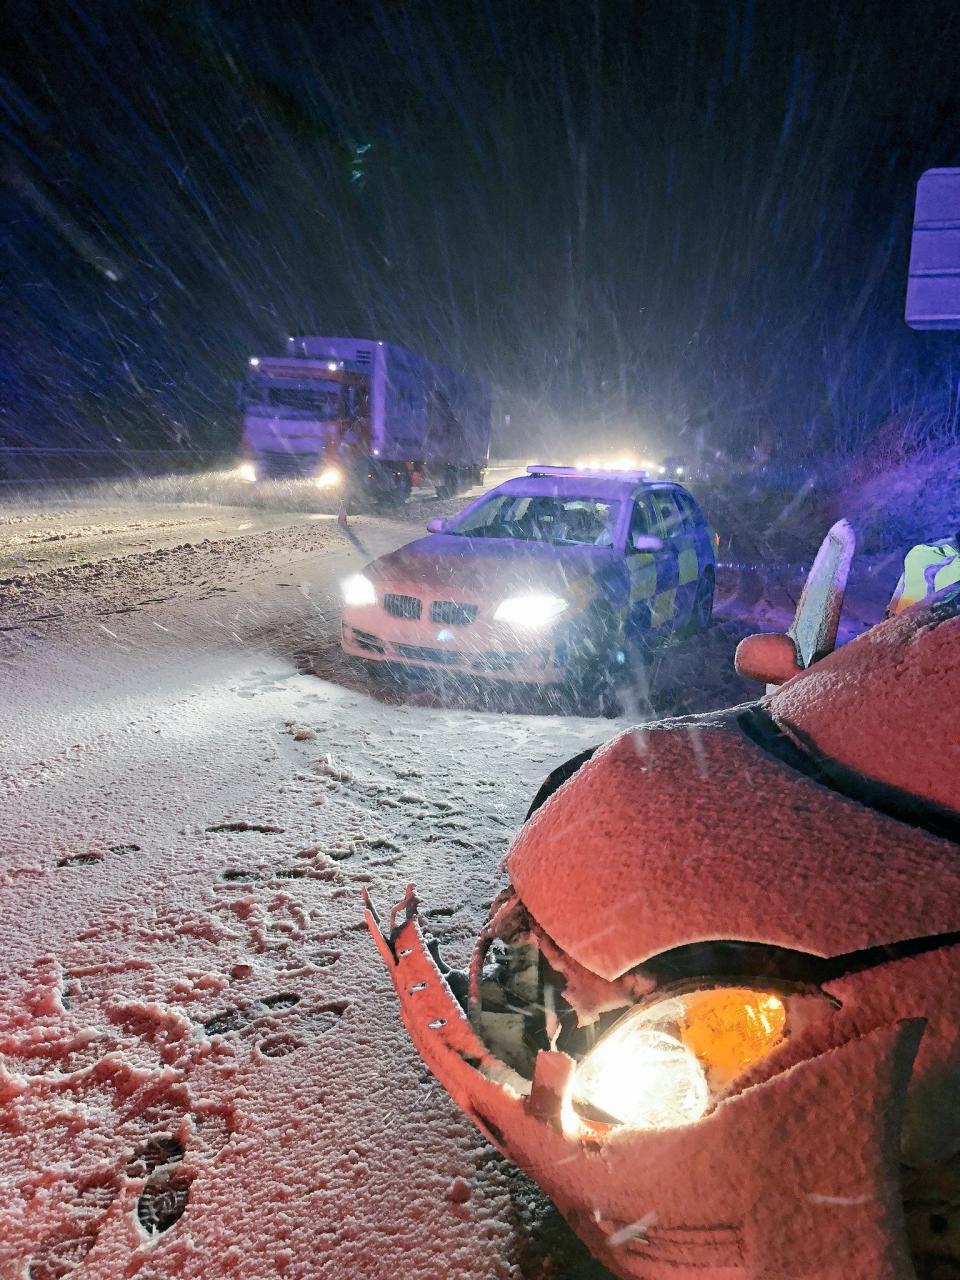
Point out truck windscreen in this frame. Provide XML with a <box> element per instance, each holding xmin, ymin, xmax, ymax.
<box><xmin>244</xmin><ymin>377</ymin><xmax>342</xmax><ymax>416</ymax></box>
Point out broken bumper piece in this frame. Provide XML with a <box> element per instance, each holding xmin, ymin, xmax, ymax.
<box><xmin>365</xmin><ymin>886</ymin><xmax>922</xmax><ymax>1280</ymax></box>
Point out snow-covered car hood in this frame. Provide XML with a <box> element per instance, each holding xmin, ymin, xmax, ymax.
<box><xmin>367</xmin><ymin>533</ymin><xmax>612</xmax><ymax>600</ymax></box>
<box><xmin>506</xmin><ymin>705</ymin><xmax>960</xmax><ymax>982</ymax></box>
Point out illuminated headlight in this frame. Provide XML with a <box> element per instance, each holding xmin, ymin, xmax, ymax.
<box><xmin>237</xmin><ymin>462</ymin><xmax>257</xmax><ymax>483</ymax></box>
<box><xmin>342</xmin><ymin>574</ymin><xmax>377</xmax><ymax>606</ymax></box>
<box><xmin>563</xmin><ymin>987</ymin><xmax>787</xmax><ymax>1136</ymax></box>
<box><xmin>494</xmin><ymin>594</ymin><xmax>568</xmax><ymax>628</ymax></box>
<box><xmin>315</xmin><ymin>465</ymin><xmax>344</xmax><ymax>489</ymax></box>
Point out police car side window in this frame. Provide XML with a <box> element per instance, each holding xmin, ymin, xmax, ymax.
<box><xmin>629</xmin><ymin>497</ymin><xmax>657</xmax><ymax>538</ymax></box>
<box><xmin>673</xmin><ymin>490</ymin><xmax>701</xmax><ymax>530</ymax></box>
<box><xmin>650</xmin><ymin>489</ymin><xmax>683</xmax><ymax>536</ymax></box>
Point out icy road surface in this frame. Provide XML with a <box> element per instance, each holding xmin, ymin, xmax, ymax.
<box><xmin>1</xmin><ymin>495</ymin><xmax>759</xmax><ymax>1279</ymax></box>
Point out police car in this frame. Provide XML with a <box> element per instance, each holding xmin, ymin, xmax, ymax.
<box><xmin>340</xmin><ymin>465</ymin><xmax>718</xmax><ymax>696</ymax></box>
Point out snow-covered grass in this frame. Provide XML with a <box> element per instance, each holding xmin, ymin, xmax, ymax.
<box><xmin>839</xmin><ymin>440</ymin><xmax>960</xmax><ymax>554</ymax></box>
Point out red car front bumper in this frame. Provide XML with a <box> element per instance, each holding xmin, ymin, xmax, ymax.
<box><xmin>366</xmin><ymin>888</ymin><xmax>920</xmax><ymax>1280</ymax></box>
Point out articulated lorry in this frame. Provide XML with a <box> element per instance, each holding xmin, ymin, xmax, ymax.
<box><xmin>238</xmin><ymin>336</ymin><xmax>491</xmax><ymax>503</ymax></box>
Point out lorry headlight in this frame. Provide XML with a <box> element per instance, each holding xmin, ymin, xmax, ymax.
<box><xmin>315</xmin><ymin>466</ymin><xmax>344</xmax><ymax>490</ymax></box>
<box><xmin>343</xmin><ymin>574</ymin><xmax>377</xmax><ymax>606</ymax></box>
<box><xmin>494</xmin><ymin>595</ymin><xmax>568</xmax><ymax>628</ymax></box>
<box><xmin>237</xmin><ymin>463</ymin><xmax>257</xmax><ymax>483</ymax></box>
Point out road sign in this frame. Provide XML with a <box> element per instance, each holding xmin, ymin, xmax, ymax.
<box><xmin>906</xmin><ymin>168</ymin><xmax>960</xmax><ymax>330</ymax></box>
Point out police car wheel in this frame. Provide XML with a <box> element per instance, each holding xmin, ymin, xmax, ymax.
<box><xmin>565</xmin><ymin>604</ymin><xmax>623</xmax><ymax>716</ymax></box>
<box><xmin>569</xmin><ymin>667</ymin><xmax>620</xmax><ymax>717</ymax></box>
<box><xmin>356</xmin><ymin>657</ymin><xmax>396</xmax><ymax>687</ymax></box>
<box><xmin>684</xmin><ymin>569</ymin><xmax>714</xmax><ymax>636</ymax></box>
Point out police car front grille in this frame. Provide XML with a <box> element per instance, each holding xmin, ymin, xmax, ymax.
<box><xmin>472</xmin><ymin>651</ymin><xmax>531</xmax><ymax>671</ymax></box>
<box><xmin>430</xmin><ymin>600</ymin><xmax>477</xmax><ymax>626</ymax></box>
<box><xmin>394</xmin><ymin>644</ymin><xmax>462</xmax><ymax>665</ymax></box>
<box><xmin>383</xmin><ymin>593</ymin><xmax>422</xmax><ymax>620</ymax></box>
<box><xmin>349</xmin><ymin>627</ymin><xmax>384</xmax><ymax>654</ymax></box>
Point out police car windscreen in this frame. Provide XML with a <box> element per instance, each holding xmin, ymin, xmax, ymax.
<box><xmin>449</xmin><ymin>495</ymin><xmax>620</xmax><ymax>546</ymax></box>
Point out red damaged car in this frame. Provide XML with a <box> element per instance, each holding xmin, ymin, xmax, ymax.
<box><xmin>366</xmin><ymin>530</ymin><xmax>960</xmax><ymax>1280</ymax></box>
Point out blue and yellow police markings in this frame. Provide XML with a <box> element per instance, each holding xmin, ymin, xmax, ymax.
<box><xmin>678</xmin><ymin>545</ymin><xmax>699</xmax><ymax>590</ymax></box>
<box><xmin>626</xmin><ymin>552</ymin><xmax>677</xmax><ymax>629</ymax></box>
<box><xmin>625</xmin><ymin>543</ymin><xmax>702</xmax><ymax>631</ymax></box>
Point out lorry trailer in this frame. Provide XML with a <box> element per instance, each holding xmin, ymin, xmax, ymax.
<box><xmin>239</xmin><ymin>336</ymin><xmax>491</xmax><ymax>504</ymax></box>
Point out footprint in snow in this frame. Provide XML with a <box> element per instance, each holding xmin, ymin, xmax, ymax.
<box><xmin>27</xmin><ymin>1178</ymin><xmax>117</xmax><ymax>1280</ymax></box>
<box><xmin>125</xmin><ymin>1135</ymin><xmax>184</xmax><ymax>1179</ymax></box>
<box><xmin>206</xmin><ymin>820</ymin><xmax>285</xmax><ymax>835</ymax></box>
<box><xmin>201</xmin><ymin>992</ymin><xmax>301</xmax><ymax>1037</ymax></box>
<box><xmin>137</xmin><ymin>1171</ymin><xmax>193</xmax><ymax>1235</ymax></box>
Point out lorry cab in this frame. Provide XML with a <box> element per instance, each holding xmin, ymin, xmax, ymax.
<box><xmin>239</xmin><ymin>337</ymin><xmax>490</xmax><ymax>505</ymax></box>
<box><xmin>241</xmin><ymin>350</ymin><xmax>370</xmax><ymax>488</ymax></box>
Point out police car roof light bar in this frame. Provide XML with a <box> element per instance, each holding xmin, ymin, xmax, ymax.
<box><xmin>525</xmin><ymin>465</ymin><xmax>651</xmax><ymax>481</ymax></box>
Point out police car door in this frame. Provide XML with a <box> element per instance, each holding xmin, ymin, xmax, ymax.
<box><xmin>625</xmin><ymin>491</ymin><xmax>676</xmax><ymax>639</ymax></box>
<box><xmin>665</xmin><ymin>488</ymin><xmax>704</xmax><ymax>623</ymax></box>
<box><xmin>646</xmin><ymin>487</ymin><xmax>687</xmax><ymax>630</ymax></box>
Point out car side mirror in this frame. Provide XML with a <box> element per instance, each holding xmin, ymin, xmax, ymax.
<box><xmin>426</xmin><ymin>517</ymin><xmax>448</xmax><ymax>533</ymax></box>
<box><xmin>734</xmin><ymin>632</ymin><xmax>802</xmax><ymax>686</ymax></box>
<box><xmin>631</xmin><ymin>533</ymin><xmax>663</xmax><ymax>552</ymax></box>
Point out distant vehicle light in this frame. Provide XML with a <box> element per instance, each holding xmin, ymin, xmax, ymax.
<box><xmin>574</xmin><ymin>455</ymin><xmax>639</xmax><ymax>473</ymax></box>
<box><xmin>494</xmin><ymin>594</ymin><xmax>568</xmax><ymax>628</ymax></box>
<box><xmin>248</xmin><ymin>357</ymin><xmax>260</xmax><ymax>367</ymax></box>
<box><xmin>237</xmin><ymin>462</ymin><xmax>257</xmax><ymax>483</ymax></box>
<box><xmin>327</xmin><ymin>360</ymin><xmax>339</xmax><ymax>371</ymax></box>
<box><xmin>343</xmin><ymin>574</ymin><xmax>377</xmax><ymax>606</ymax></box>
<box><xmin>656</xmin><ymin>465</ymin><xmax>667</xmax><ymax>475</ymax></box>
<box><xmin>675</xmin><ymin>466</ymin><xmax>685</xmax><ymax>476</ymax></box>
<box><xmin>315</xmin><ymin>466</ymin><xmax>344</xmax><ymax>489</ymax></box>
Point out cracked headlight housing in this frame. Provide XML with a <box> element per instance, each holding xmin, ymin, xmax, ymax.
<box><xmin>563</xmin><ymin>986</ymin><xmax>788</xmax><ymax>1135</ymax></box>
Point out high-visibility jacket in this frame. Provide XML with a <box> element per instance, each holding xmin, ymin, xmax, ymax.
<box><xmin>888</xmin><ymin>537</ymin><xmax>960</xmax><ymax>614</ymax></box>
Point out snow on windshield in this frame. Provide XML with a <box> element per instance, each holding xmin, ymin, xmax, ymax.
<box><xmin>449</xmin><ymin>494</ymin><xmax>620</xmax><ymax>546</ymax></box>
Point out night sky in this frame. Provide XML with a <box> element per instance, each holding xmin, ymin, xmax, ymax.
<box><xmin>3</xmin><ymin>0</ymin><xmax>960</xmax><ymax>459</ymax></box>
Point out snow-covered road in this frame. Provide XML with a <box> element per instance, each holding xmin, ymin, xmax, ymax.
<box><xmin>0</xmin><ymin>496</ymin><xmax>759</xmax><ymax>1279</ymax></box>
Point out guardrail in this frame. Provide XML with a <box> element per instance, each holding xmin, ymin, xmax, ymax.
<box><xmin>0</xmin><ymin>447</ymin><xmax>224</xmax><ymax>487</ymax></box>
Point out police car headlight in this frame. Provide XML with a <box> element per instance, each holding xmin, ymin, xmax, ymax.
<box><xmin>343</xmin><ymin>574</ymin><xmax>377</xmax><ymax>607</ymax></box>
<box><xmin>562</xmin><ymin>987</ymin><xmax>788</xmax><ymax>1136</ymax></box>
<box><xmin>237</xmin><ymin>462</ymin><xmax>257</xmax><ymax>483</ymax></box>
<box><xmin>494</xmin><ymin>595</ymin><xmax>569</xmax><ymax>628</ymax></box>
